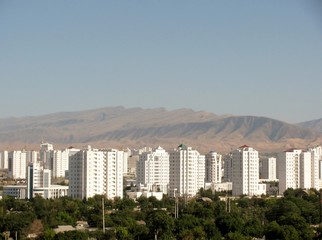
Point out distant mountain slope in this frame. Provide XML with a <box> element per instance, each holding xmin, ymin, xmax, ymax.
<box><xmin>0</xmin><ymin>107</ymin><xmax>321</xmax><ymax>152</ymax></box>
<box><xmin>298</xmin><ymin>118</ymin><xmax>322</xmax><ymax>133</ymax></box>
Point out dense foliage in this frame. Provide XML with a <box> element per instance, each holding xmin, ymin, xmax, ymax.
<box><xmin>1</xmin><ymin>188</ymin><xmax>322</xmax><ymax>239</ymax></box>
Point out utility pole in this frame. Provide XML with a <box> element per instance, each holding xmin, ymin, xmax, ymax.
<box><xmin>319</xmin><ymin>189</ymin><xmax>322</xmax><ymax>225</ymax></box>
<box><xmin>176</xmin><ymin>196</ymin><xmax>179</xmax><ymax>218</ymax></box>
<box><xmin>102</xmin><ymin>197</ymin><xmax>105</xmax><ymax>233</ymax></box>
<box><xmin>174</xmin><ymin>188</ymin><xmax>178</xmax><ymax>218</ymax></box>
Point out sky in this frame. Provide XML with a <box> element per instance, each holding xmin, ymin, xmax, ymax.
<box><xmin>0</xmin><ymin>1</ymin><xmax>321</xmax><ymax>123</ymax></box>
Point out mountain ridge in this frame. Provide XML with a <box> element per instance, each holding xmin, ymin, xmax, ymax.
<box><xmin>298</xmin><ymin>118</ymin><xmax>322</xmax><ymax>133</ymax></box>
<box><xmin>0</xmin><ymin>107</ymin><xmax>321</xmax><ymax>153</ymax></box>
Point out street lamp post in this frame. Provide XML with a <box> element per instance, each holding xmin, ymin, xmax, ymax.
<box><xmin>174</xmin><ymin>188</ymin><xmax>178</xmax><ymax>218</ymax></box>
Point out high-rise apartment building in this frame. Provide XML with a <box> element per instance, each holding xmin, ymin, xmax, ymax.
<box><xmin>223</xmin><ymin>153</ymin><xmax>232</xmax><ymax>182</ymax></box>
<box><xmin>51</xmin><ymin>150</ymin><xmax>69</xmax><ymax>178</ymax></box>
<box><xmin>205</xmin><ymin>151</ymin><xmax>222</xmax><ymax>183</ymax></box>
<box><xmin>261</xmin><ymin>157</ymin><xmax>277</xmax><ymax>180</ymax></box>
<box><xmin>27</xmin><ymin>162</ymin><xmax>51</xmax><ymax>199</ymax></box>
<box><xmin>68</xmin><ymin>146</ymin><xmax>124</xmax><ymax>199</ymax></box>
<box><xmin>51</xmin><ymin>147</ymin><xmax>79</xmax><ymax>178</ymax></box>
<box><xmin>122</xmin><ymin>148</ymin><xmax>131</xmax><ymax>175</ymax></box>
<box><xmin>169</xmin><ymin>144</ymin><xmax>205</xmax><ymax>197</ymax></box>
<box><xmin>300</xmin><ymin>151</ymin><xmax>312</xmax><ymax>189</ymax></box>
<box><xmin>231</xmin><ymin>145</ymin><xmax>260</xmax><ymax>196</ymax></box>
<box><xmin>309</xmin><ymin>146</ymin><xmax>322</xmax><ymax>189</ymax></box>
<box><xmin>137</xmin><ymin>146</ymin><xmax>170</xmax><ymax>194</ymax></box>
<box><xmin>8</xmin><ymin>150</ymin><xmax>27</xmax><ymax>179</ymax></box>
<box><xmin>105</xmin><ymin>149</ymin><xmax>124</xmax><ymax>199</ymax></box>
<box><xmin>25</xmin><ymin>150</ymin><xmax>39</xmax><ymax>164</ymax></box>
<box><xmin>278</xmin><ymin>147</ymin><xmax>322</xmax><ymax>194</ymax></box>
<box><xmin>0</xmin><ymin>150</ymin><xmax>8</xmax><ymax>169</ymax></box>
<box><xmin>278</xmin><ymin>149</ymin><xmax>302</xmax><ymax>194</ymax></box>
<box><xmin>40</xmin><ymin>143</ymin><xmax>54</xmax><ymax>169</ymax></box>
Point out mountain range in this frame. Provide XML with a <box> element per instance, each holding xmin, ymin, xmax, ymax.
<box><xmin>0</xmin><ymin>106</ymin><xmax>321</xmax><ymax>153</ymax></box>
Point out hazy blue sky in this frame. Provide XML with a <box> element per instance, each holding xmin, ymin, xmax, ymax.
<box><xmin>0</xmin><ymin>1</ymin><xmax>321</xmax><ymax>123</ymax></box>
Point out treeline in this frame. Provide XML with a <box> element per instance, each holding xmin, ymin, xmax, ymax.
<box><xmin>1</xmin><ymin>189</ymin><xmax>322</xmax><ymax>239</ymax></box>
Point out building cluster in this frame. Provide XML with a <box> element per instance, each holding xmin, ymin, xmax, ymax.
<box><xmin>1</xmin><ymin>142</ymin><xmax>322</xmax><ymax>200</ymax></box>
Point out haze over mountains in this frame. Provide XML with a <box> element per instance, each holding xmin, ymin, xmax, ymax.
<box><xmin>0</xmin><ymin>106</ymin><xmax>321</xmax><ymax>153</ymax></box>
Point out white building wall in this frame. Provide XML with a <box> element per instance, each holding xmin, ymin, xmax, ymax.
<box><xmin>205</xmin><ymin>151</ymin><xmax>222</xmax><ymax>183</ymax></box>
<box><xmin>278</xmin><ymin>149</ymin><xmax>302</xmax><ymax>194</ymax></box>
<box><xmin>85</xmin><ymin>149</ymin><xmax>106</xmax><ymax>198</ymax></box>
<box><xmin>310</xmin><ymin>146</ymin><xmax>322</xmax><ymax>189</ymax></box>
<box><xmin>40</xmin><ymin>143</ymin><xmax>54</xmax><ymax>169</ymax></box>
<box><xmin>223</xmin><ymin>153</ymin><xmax>232</xmax><ymax>182</ymax></box>
<box><xmin>137</xmin><ymin>146</ymin><xmax>170</xmax><ymax>194</ymax></box>
<box><xmin>300</xmin><ymin>151</ymin><xmax>312</xmax><ymax>189</ymax></box>
<box><xmin>0</xmin><ymin>151</ymin><xmax>9</xmax><ymax>169</ymax></box>
<box><xmin>8</xmin><ymin>151</ymin><xmax>27</xmax><ymax>179</ymax></box>
<box><xmin>25</xmin><ymin>151</ymin><xmax>39</xmax><ymax>164</ymax></box>
<box><xmin>231</xmin><ymin>145</ymin><xmax>259</xmax><ymax>196</ymax></box>
<box><xmin>27</xmin><ymin>162</ymin><xmax>61</xmax><ymax>199</ymax></box>
<box><xmin>105</xmin><ymin>149</ymin><xmax>124</xmax><ymax>199</ymax></box>
<box><xmin>169</xmin><ymin>144</ymin><xmax>205</xmax><ymax>197</ymax></box>
<box><xmin>261</xmin><ymin>157</ymin><xmax>277</xmax><ymax>180</ymax></box>
<box><xmin>52</xmin><ymin>148</ymin><xmax>78</xmax><ymax>178</ymax></box>
<box><xmin>69</xmin><ymin>146</ymin><xmax>123</xmax><ymax>200</ymax></box>
<box><xmin>197</xmin><ymin>154</ymin><xmax>206</xmax><ymax>192</ymax></box>
<box><xmin>122</xmin><ymin>149</ymin><xmax>130</xmax><ymax>174</ymax></box>
<box><xmin>3</xmin><ymin>185</ymin><xmax>27</xmax><ymax>199</ymax></box>
<box><xmin>52</xmin><ymin>150</ymin><xmax>64</xmax><ymax>178</ymax></box>
<box><xmin>69</xmin><ymin>148</ymin><xmax>93</xmax><ymax>199</ymax></box>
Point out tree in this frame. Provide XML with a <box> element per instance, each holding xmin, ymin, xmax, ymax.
<box><xmin>216</xmin><ymin>213</ymin><xmax>244</xmax><ymax>236</ymax></box>
<box><xmin>264</xmin><ymin>221</ymin><xmax>283</xmax><ymax>240</ymax></box>
<box><xmin>175</xmin><ymin>214</ymin><xmax>201</xmax><ymax>235</ymax></box>
<box><xmin>38</xmin><ymin>228</ymin><xmax>55</xmax><ymax>240</ymax></box>
<box><xmin>146</xmin><ymin>210</ymin><xmax>174</xmax><ymax>240</ymax></box>
<box><xmin>55</xmin><ymin>211</ymin><xmax>75</xmax><ymax>226</ymax></box>
<box><xmin>114</xmin><ymin>198</ymin><xmax>136</xmax><ymax>211</ymax></box>
<box><xmin>227</xmin><ymin>231</ymin><xmax>251</xmax><ymax>240</ymax></box>
<box><xmin>203</xmin><ymin>219</ymin><xmax>222</xmax><ymax>240</ymax></box>
<box><xmin>115</xmin><ymin>226</ymin><xmax>130</xmax><ymax>240</ymax></box>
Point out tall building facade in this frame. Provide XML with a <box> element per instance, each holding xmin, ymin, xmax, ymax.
<box><xmin>122</xmin><ymin>148</ymin><xmax>131</xmax><ymax>175</ymax></box>
<box><xmin>40</xmin><ymin>143</ymin><xmax>54</xmax><ymax>169</ymax></box>
<box><xmin>0</xmin><ymin>150</ymin><xmax>8</xmax><ymax>169</ymax></box>
<box><xmin>231</xmin><ymin>145</ymin><xmax>260</xmax><ymax>196</ymax></box>
<box><xmin>27</xmin><ymin>162</ymin><xmax>51</xmax><ymax>199</ymax></box>
<box><xmin>300</xmin><ymin>151</ymin><xmax>312</xmax><ymax>189</ymax></box>
<box><xmin>5</xmin><ymin>162</ymin><xmax>69</xmax><ymax>199</ymax></box>
<box><xmin>205</xmin><ymin>151</ymin><xmax>222</xmax><ymax>183</ymax></box>
<box><xmin>137</xmin><ymin>146</ymin><xmax>170</xmax><ymax>194</ymax></box>
<box><xmin>68</xmin><ymin>146</ymin><xmax>124</xmax><ymax>199</ymax></box>
<box><xmin>51</xmin><ymin>147</ymin><xmax>79</xmax><ymax>178</ymax></box>
<box><xmin>223</xmin><ymin>153</ymin><xmax>233</xmax><ymax>182</ymax></box>
<box><xmin>261</xmin><ymin>157</ymin><xmax>277</xmax><ymax>180</ymax></box>
<box><xmin>278</xmin><ymin>147</ymin><xmax>322</xmax><ymax>194</ymax></box>
<box><xmin>277</xmin><ymin>149</ymin><xmax>302</xmax><ymax>194</ymax></box>
<box><xmin>169</xmin><ymin>144</ymin><xmax>205</xmax><ymax>197</ymax></box>
<box><xmin>51</xmin><ymin>150</ymin><xmax>68</xmax><ymax>178</ymax></box>
<box><xmin>8</xmin><ymin>150</ymin><xmax>27</xmax><ymax>179</ymax></box>
<box><xmin>105</xmin><ymin>149</ymin><xmax>124</xmax><ymax>199</ymax></box>
<box><xmin>309</xmin><ymin>146</ymin><xmax>322</xmax><ymax>190</ymax></box>
<box><xmin>25</xmin><ymin>150</ymin><xmax>39</xmax><ymax>164</ymax></box>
